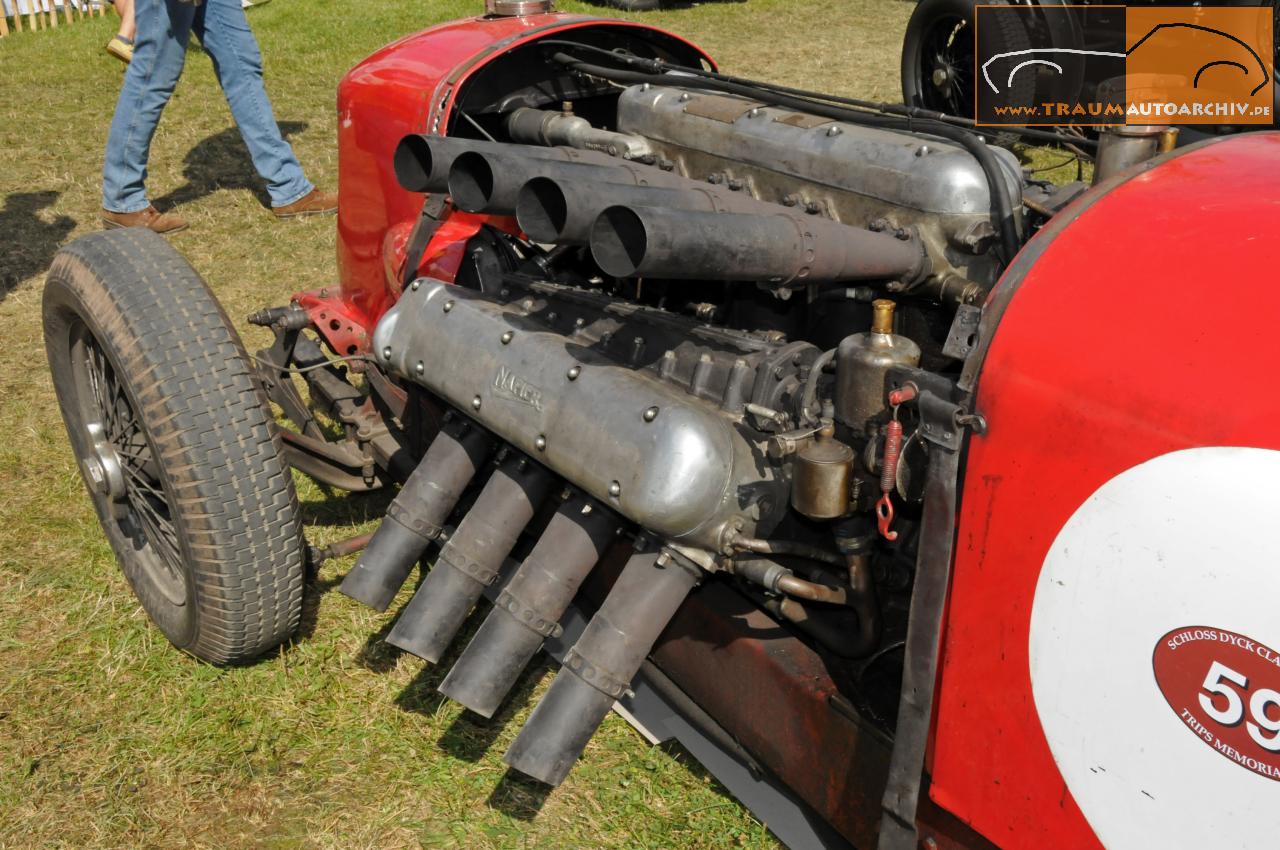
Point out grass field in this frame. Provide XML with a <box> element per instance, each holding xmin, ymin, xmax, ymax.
<box><xmin>0</xmin><ymin>2</ymin><xmax>1072</xmax><ymax>847</ymax></box>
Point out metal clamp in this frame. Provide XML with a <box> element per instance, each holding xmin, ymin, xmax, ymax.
<box><xmin>563</xmin><ymin>648</ymin><xmax>633</xmax><ymax>700</ymax></box>
<box><xmin>386</xmin><ymin>500</ymin><xmax>443</xmax><ymax>540</ymax></box>
<box><xmin>495</xmin><ymin>587</ymin><xmax>564</xmax><ymax>639</ymax></box>
<box><xmin>447</xmin><ymin>554</ymin><xmax>500</xmax><ymax>587</ymax></box>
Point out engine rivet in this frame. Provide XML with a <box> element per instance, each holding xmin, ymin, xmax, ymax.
<box><xmin>382</xmin><ymin>346</ymin><xmax>392</xmax><ymax>360</ymax></box>
<box><xmin>410</xmin><ymin>279</ymin><xmax>420</xmax><ymax>291</ymax></box>
<box><xmin>415</xmin><ymin>361</ymin><xmax>424</xmax><ymax>375</ymax></box>
<box><xmin>608</xmin><ymin>481</ymin><xmax>622</xmax><ymax>498</ymax></box>
<box><xmin>501</xmin><ymin>330</ymin><xmax>514</xmax><ymax>344</ymax></box>
<box><xmin>679</xmin><ymin>92</ymin><xmax>691</xmax><ymax>102</ymax></box>
<box><xmin>443</xmin><ymin>300</ymin><xmax>454</xmax><ymax>313</ymax></box>
<box><xmin>827</xmin><ymin>125</ymin><xmax>843</xmax><ymax>137</ymax></box>
<box><xmin>643</xmin><ymin>406</ymin><xmax>659</xmax><ymax>422</ymax></box>
<box><xmin>535</xmin><ymin>435</ymin><xmax>547</xmax><ymax>451</ymax></box>
<box><xmin>472</xmin><ymin>395</ymin><xmax>482</xmax><ymax>410</ymax></box>
<box><xmin>567</xmin><ymin>365</ymin><xmax>581</xmax><ymax>380</ymax></box>
<box><xmin>748</xmin><ymin>107</ymin><xmax>761</xmax><ymax>118</ymax></box>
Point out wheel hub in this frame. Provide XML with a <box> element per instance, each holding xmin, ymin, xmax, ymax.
<box><xmin>932</xmin><ymin>67</ymin><xmax>950</xmax><ymax>88</ymax></box>
<box><xmin>85</xmin><ymin>421</ymin><xmax>127</xmax><ymax>503</ymax></box>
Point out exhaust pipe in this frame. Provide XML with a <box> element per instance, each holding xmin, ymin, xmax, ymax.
<box><xmin>437</xmin><ymin>492</ymin><xmax>620</xmax><ymax>718</ymax></box>
<box><xmin>393</xmin><ymin>135</ymin><xmax>621</xmax><ymax>195</ymax></box>
<box><xmin>386</xmin><ymin>452</ymin><xmax>554</xmax><ymax>663</ymax></box>
<box><xmin>339</xmin><ymin>415</ymin><xmax>491</xmax><ymax>611</ymax></box>
<box><xmin>590</xmin><ymin>205</ymin><xmax>930</xmax><ymax>286</ymax></box>
<box><xmin>447</xmin><ymin>148</ymin><xmax>686</xmax><ymax>215</ymax></box>
<box><xmin>503</xmin><ymin>542</ymin><xmax>701</xmax><ymax>786</ymax></box>
<box><xmin>515</xmin><ymin>176</ymin><xmax>765</xmax><ymax>244</ymax></box>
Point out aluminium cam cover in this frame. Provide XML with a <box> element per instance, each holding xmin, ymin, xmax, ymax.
<box><xmin>372</xmin><ymin>280</ymin><xmax>786</xmax><ymax>551</ymax></box>
<box><xmin>616</xmin><ymin>85</ymin><xmax>1024</xmax><ymax>217</ymax></box>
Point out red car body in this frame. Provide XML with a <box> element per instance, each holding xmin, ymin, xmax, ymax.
<box><xmin>308</xmin><ymin>10</ymin><xmax>1280</xmax><ymax>849</ymax></box>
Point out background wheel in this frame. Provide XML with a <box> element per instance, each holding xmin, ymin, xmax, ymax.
<box><xmin>43</xmin><ymin>228</ymin><xmax>306</xmax><ymax>665</ymax></box>
<box><xmin>901</xmin><ymin>0</ymin><xmax>1034</xmax><ymax>147</ymax></box>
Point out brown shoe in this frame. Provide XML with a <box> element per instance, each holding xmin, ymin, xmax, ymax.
<box><xmin>273</xmin><ymin>188</ymin><xmax>338</xmax><ymax>219</ymax></box>
<box><xmin>100</xmin><ymin>205</ymin><xmax>189</xmax><ymax>235</ymax></box>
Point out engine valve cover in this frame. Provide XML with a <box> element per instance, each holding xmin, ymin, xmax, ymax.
<box><xmin>373</xmin><ymin>279</ymin><xmax>786</xmax><ymax>551</ymax></box>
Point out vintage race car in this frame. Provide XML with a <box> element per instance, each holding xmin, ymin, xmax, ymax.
<box><xmin>41</xmin><ymin>1</ymin><xmax>1280</xmax><ymax>848</ymax></box>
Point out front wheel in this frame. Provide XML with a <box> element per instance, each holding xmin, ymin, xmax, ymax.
<box><xmin>43</xmin><ymin>228</ymin><xmax>306</xmax><ymax>664</ymax></box>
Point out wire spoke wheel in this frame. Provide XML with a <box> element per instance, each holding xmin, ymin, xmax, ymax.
<box><xmin>44</xmin><ymin>229</ymin><xmax>305</xmax><ymax>664</ymax></box>
<box><xmin>69</xmin><ymin>324</ymin><xmax>188</xmax><ymax>605</ymax></box>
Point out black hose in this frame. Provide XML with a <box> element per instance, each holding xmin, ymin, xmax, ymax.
<box><xmin>552</xmin><ymin>54</ymin><xmax>1024</xmax><ymax>264</ymax></box>
<box><xmin>542</xmin><ymin>40</ymin><xmax>1095</xmax><ymax>151</ymax></box>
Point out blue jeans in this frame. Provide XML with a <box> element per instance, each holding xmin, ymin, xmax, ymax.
<box><xmin>102</xmin><ymin>0</ymin><xmax>313</xmax><ymax>213</ymax></box>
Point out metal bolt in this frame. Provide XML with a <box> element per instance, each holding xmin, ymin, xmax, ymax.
<box><xmin>679</xmin><ymin>92</ymin><xmax>692</xmax><ymax>102</ymax></box>
<box><xmin>443</xmin><ymin>300</ymin><xmax>454</xmax><ymax>313</ymax></box>
<box><xmin>656</xmin><ymin>551</ymin><xmax>672</xmax><ymax>566</ymax></box>
<box><xmin>534</xmin><ymin>435</ymin><xmax>547</xmax><ymax>451</ymax></box>
<box><xmin>805</xmin><ymin>201</ymin><xmax>823</xmax><ymax>215</ymax></box>
<box><xmin>608</xmin><ymin>481</ymin><xmax>622</xmax><ymax>498</ymax></box>
<box><xmin>382</xmin><ymin>346</ymin><xmax>392</xmax><ymax>360</ymax></box>
<box><xmin>748</xmin><ymin>107</ymin><xmax>761</xmax><ymax>118</ymax></box>
<box><xmin>567</xmin><ymin>365</ymin><xmax>581</xmax><ymax>380</ymax></box>
<box><xmin>501</xmin><ymin>330</ymin><xmax>514</xmax><ymax>345</ymax></box>
<box><xmin>727</xmin><ymin>178</ymin><xmax>744</xmax><ymax>191</ymax></box>
<box><xmin>499</xmin><ymin>288</ymin><xmax>510</xmax><ymax>298</ymax></box>
<box><xmin>415</xmin><ymin>361</ymin><xmax>424</xmax><ymax>375</ymax></box>
<box><xmin>826</xmin><ymin>125</ymin><xmax>843</xmax><ymax>137</ymax></box>
<box><xmin>574</xmin><ymin>317</ymin><xmax>585</xmax><ymax>328</ymax></box>
<box><xmin>707</xmin><ymin>172</ymin><xmax>724</xmax><ymax>185</ymax></box>
<box><xmin>580</xmin><ymin>503</ymin><xmax>593</xmax><ymax>515</ymax></box>
<box><xmin>471</xmin><ymin>395</ymin><xmax>482</xmax><ymax>411</ymax></box>
<box><xmin>83</xmin><ymin>458</ymin><xmax>105</xmax><ymax>491</ymax></box>
<box><xmin>410</xmin><ymin>279</ymin><xmax>420</xmax><ymax>291</ymax></box>
<box><xmin>915</xmin><ymin>144</ymin><xmax>931</xmax><ymax>157</ymax></box>
<box><xmin>643</xmin><ymin>406</ymin><xmax>659</xmax><ymax>422</ymax></box>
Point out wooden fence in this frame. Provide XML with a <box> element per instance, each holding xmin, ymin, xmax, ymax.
<box><xmin>1</xmin><ymin>1</ymin><xmax>109</xmax><ymax>37</ymax></box>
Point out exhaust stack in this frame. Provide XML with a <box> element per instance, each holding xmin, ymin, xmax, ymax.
<box><xmin>447</xmin><ymin>148</ymin><xmax>686</xmax><ymax>215</ymax></box>
<box><xmin>515</xmin><ymin>176</ymin><xmax>763</xmax><ymax>244</ymax></box>
<box><xmin>392</xmin><ymin>135</ymin><xmax>619</xmax><ymax>194</ymax></box>
<box><xmin>503</xmin><ymin>542</ymin><xmax>700</xmax><ymax>786</ymax></box>
<box><xmin>339</xmin><ymin>416</ymin><xmax>491</xmax><ymax>611</ymax></box>
<box><xmin>589</xmin><ymin>205</ymin><xmax>930</xmax><ymax>286</ymax></box>
<box><xmin>438</xmin><ymin>492</ymin><xmax>620</xmax><ymax>718</ymax></box>
<box><xmin>386</xmin><ymin>453</ymin><xmax>554</xmax><ymax>663</ymax></box>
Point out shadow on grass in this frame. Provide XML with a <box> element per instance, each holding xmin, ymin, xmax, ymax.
<box><xmin>487</xmin><ymin>769</ymin><xmax>553</xmax><ymax>821</ymax></box>
<box><xmin>0</xmin><ymin>190</ymin><xmax>76</xmax><ymax>300</ymax></box>
<box><xmin>152</xmin><ymin>121</ymin><xmax>309</xmax><ymax>212</ymax></box>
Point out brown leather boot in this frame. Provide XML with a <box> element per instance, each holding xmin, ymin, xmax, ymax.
<box><xmin>100</xmin><ymin>206</ymin><xmax>189</xmax><ymax>234</ymax></box>
<box><xmin>272</xmin><ymin>188</ymin><xmax>338</xmax><ymax>219</ymax></box>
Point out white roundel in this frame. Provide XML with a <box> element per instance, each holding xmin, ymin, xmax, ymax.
<box><xmin>1029</xmin><ymin>447</ymin><xmax>1280</xmax><ymax>850</ymax></box>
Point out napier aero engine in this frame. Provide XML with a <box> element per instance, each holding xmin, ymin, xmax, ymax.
<box><xmin>43</xmin><ymin>2</ymin><xmax>1280</xmax><ymax>849</ymax></box>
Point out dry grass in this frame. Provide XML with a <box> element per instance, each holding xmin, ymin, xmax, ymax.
<box><xmin>0</xmin><ymin>1</ymin><xmax>1074</xmax><ymax>847</ymax></box>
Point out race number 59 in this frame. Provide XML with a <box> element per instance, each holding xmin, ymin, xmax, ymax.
<box><xmin>1199</xmin><ymin>660</ymin><xmax>1280</xmax><ymax>751</ymax></box>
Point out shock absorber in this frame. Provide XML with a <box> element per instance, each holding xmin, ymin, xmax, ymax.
<box><xmin>438</xmin><ymin>492</ymin><xmax>620</xmax><ymax>718</ymax></box>
<box><xmin>503</xmin><ymin>540</ymin><xmax>700</xmax><ymax>786</ymax></box>
<box><xmin>339</xmin><ymin>415</ymin><xmax>492</xmax><ymax>611</ymax></box>
<box><xmin>386</xmin><ymin>451</ymin><xmax>554</xmax><ymax>663</ymax></box>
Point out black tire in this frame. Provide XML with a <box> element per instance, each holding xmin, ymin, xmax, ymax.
<box><xmin>43</xmin><ymin>228</ymin><xmax>305</xmax><ymax>665</ymax></box>
<box><xmin>901</xmin><ymin>0</ymin><xmax>1033</xmax><ymax>147</ymax></box>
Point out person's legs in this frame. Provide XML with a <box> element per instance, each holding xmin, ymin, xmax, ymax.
<box><xmin>195</xmin><ymin>0</ymin><xmax>313</xmax><ymax>208</ymax></box>
<box><xmin>102</xmin><ymin>0</ymin><xmax>197</xmax><ymax>214</ymax></box>
<box><xmin>106</xmin><ymin>0</ymin><xmax>137</xmax><ymax>63</ymax></box>
<box><xmin>116</xmin><ymin>0</ymin><xmax>135</xmax><ymax>41</ymax></box>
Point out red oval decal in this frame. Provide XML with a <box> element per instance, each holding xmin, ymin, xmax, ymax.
<box><xmin>1153</xmin><ymin>626</ymin><xmax>1280</xmax><ymax>781</ymax></box>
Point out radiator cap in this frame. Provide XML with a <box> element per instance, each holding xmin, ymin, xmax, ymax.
<box><xmin>485</xmin><ymin>0</ymin><xmax>553</xmax><ymax>15</ymax></box>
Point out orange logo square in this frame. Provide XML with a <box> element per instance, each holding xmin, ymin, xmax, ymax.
<box><xmin>1126</xmin><ymin>7</ymin><xmax>1273</xmax><ymax>125</ymax></box>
